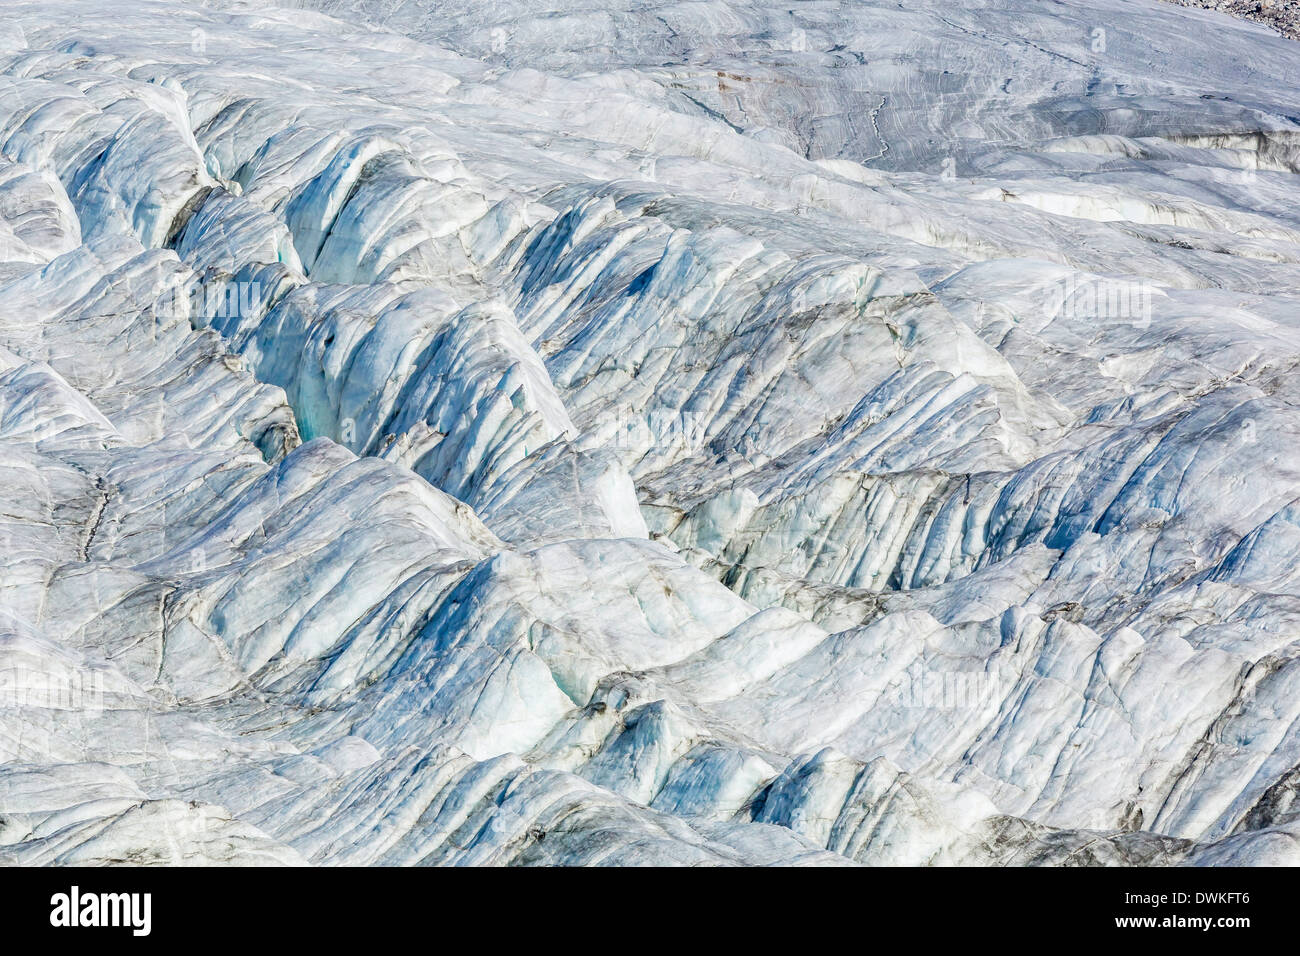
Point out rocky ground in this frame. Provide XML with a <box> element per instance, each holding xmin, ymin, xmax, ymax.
<box><xmin>1164</xmin><ymin>0</ymin><xmax>1300</xmax><ymax>40</ymax></box>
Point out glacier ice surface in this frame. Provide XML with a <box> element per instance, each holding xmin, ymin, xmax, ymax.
<box><xmin>1</xmin><ymin>0</ymin><xmax>1300</xmax><ymax>865</ymax></box>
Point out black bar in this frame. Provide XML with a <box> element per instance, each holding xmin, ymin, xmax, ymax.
<box><xmin>0</xmin><ymin>865</ymin><xmax>1284</xmax><ymax>944</ymax></box>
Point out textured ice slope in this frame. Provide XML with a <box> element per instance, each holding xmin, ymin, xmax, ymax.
<box><xmin>1</xmin><ymin>0</ymin><xmax>1300</xmax><ymax>865</ymax></box>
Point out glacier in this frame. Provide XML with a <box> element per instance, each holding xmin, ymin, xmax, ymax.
<box><xmin>0</xmin><ymin>0</ymin><xmax>1299</xmax><ymax>866</ymax></box>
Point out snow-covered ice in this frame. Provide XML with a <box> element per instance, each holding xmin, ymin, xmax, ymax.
<box><xmin>1</xmin><ymin>0</ymin><xmax>1300</xmax><ymax>865</ymax></box>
